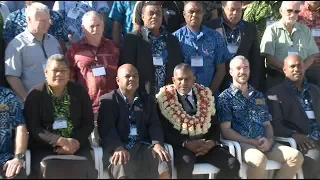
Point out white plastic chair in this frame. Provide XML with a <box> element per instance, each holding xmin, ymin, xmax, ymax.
<box><xmin>171</xmin><ymin>139</ymin><xmax>236</xmax><ymax>179</ymax></box>
<box><xmin>90</xmin><ymin>131</ymin><xmax>104</xmax><ymax>179</ymax></box>
<box><xmin>223</xmin><ymin>137</ymin><xmax>304</xmax><ymax>179</ymax></box>
<box><xmin>25</xmin><ymin>149</ymin><xmax>31</xmax><ymax>176</ymax></box>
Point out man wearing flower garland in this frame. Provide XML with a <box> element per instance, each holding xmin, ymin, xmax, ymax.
<box><xmin>98</xmin><ymin>64</ymin><xmax>171</xmax><ymax>179</ymax></box>
<box><xmin>156</xmin><ymin>63</ymin><xmax>240</xmax><ymax>179</ymax></box>
<box><xmin>217</xmin><ymin>55</ymin><xmax>304</xmax><ymax>179</ymax></box>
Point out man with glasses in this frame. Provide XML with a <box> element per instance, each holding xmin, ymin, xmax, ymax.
<box><xmin>4</xmin><ymin>2</ymin><xmax>61</xmax><ymax>103</ymax></box>
<box><xmin>260</xmin><ymin>1</ymin><xmax>319</xmax><ymax>89</ymax></box>
<box><xmin>204</xmin><ymin>1</ymin><xmax>261</xmax><ymax>91</ymax></box>
<box><xmin>173</xmin><ymin>1</ymin><xmax>232</xmax><ymax>98</ymax></box>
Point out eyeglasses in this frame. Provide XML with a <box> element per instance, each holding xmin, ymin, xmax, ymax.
<box><xmin>286</xmin><ymin>9</ymin><xmax>301</xmax><ymax>14</ymax></box>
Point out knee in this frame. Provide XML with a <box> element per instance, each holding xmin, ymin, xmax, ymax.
<box><xmin>244</xmin><ymin>149</ymin><xmax>268</xmax><ymax>168</ymax></box>
<box><xmin>175</xmin><ymin>154</ymin><xmax>196</xmax><ymax>171</ymax></box>
<box><xmin>229</xmin><ymin>156</ymin><xmax>241</xmax><ymax>172</ymax></box>
<box><xmin>287</xmin><ymin>150</ymin><xmax>304</xmax><ymax>167</ymax></box>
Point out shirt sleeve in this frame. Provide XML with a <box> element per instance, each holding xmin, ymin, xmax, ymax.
<box><xmin>5</xmin><ymin>40</ymin><xmax>22</xmax><ymax>77</ymax></box>
<box><xmin>217</xmin><ymin>94</ymin><xmax>233</xmax><ymax>123</ymax></box>
<box><xmin>306</xmin><ymin>27</ymin><xmax>320</xmax><ymax>56</ymax></box>
<box><xmin>132</xmin><ymin>1</ymin><xmax>144</xmax><ymax>26</ymax></box>
<box><xmin>215</xmin><ymin>32</ymin><xmax>232</xmax><ymax>64</ymax></box>
<box><xmin>260</xmin><ymin>25</ymin><xmax>275</xmax><ymax>56</ymax></box>
<box><xmin>95</xmin><ymin>1</ymin><xmax>110</xmax><ymax>13</ymax></box>
<box><xmin>8</xmin><ymin>90</ymin><xmax>25</xmax><ymax>127</ymax></box>
<box><xmin>66</xmin><ymin>45</ymin><xmax>77</xmax><ymax>81</ymax></box>
<box><xmin>3</xmin><ymin>13</ymin><xmax>16</xmax><ymax>43</ymax></box>
<box><xmin>108</xmin><ymin>1</ymin><xmax>124</xmax><ymax>22</ymax></box>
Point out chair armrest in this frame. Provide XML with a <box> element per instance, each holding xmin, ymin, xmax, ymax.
<box><xmin>274</xmin><ymin>137</ymin><xmax>297</xmax><ymax>149</ymax></box>
<box><xmin>219</xmin><ymin>139</ymin><xmax>235</xmax><ymax>157</ymax></box>
<box><xmin>91</xmin><ymin>146</ymin><xmax>103</xmax><ymax>179</ymax></box>
<box><xmin>25</xmin><ymin>149</ymin><xmax>31</xmax><ymax>176</ymax></box>
<box><xmin>91</xmin><ymin>131</ymin><xmax>98</xmax><ymax>147</ymax></box>
<box><xmin>164</xmin><ymin>143</ymin><xmax>176</xmax><ymax>179</ymax></box>
<box><xmin>220</xmin><ymin>137</ymin><xmax>242</xmax><ymax>164</ymax></box>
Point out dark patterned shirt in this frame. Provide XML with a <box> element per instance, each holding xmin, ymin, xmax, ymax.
<box><xmin>220</xmin><ymin>16</ymin><xmax>244</xmax><ymax>45</ymax></box>
<box><xmin>145</xmin><ymin>26</ymin><xmax>169</xmax><ymax>94</ymax></box>
<box><xmin>173</xmin><ymin>25</ymin><xmax>232</xmax><ymax>96</ymax></box>
<box><xmin>286</xmin><ymin>79</ymin><xmax>320</xmax><ymax>141</ymax></box>
<box><xmin>47</xmin><ymin>84</ymin><xmax>73</xmax><ymax>138</ymax></box>
<box><xmin>217</xmin><ymin>84</ymin><xmax>272</xmax><ymax>139</ymax></box>
<box><xmin>3</xmin><ymin>8</ymin><xmax>68</xmax><ymax>43</ymax></box>
<box><xmin>0</xmin><ymin>86</ymin><xmax>25</xmax><ymax>165</ymax></box>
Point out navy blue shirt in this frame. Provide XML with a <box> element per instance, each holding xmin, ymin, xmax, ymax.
<box><xmin>217</xmin><ymin>84</ymin><xmax>272</xmax><ymax>139</ymax></box>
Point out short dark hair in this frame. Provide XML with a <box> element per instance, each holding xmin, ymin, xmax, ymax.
<box><xmin>174</xmin><ymin>63</ymin><xmax>194</xmax><ymax>75</ymax></box>
<box><xmin>46</xmin><ymin>54</ymin><xmax>69</xmax><ymax>68</ymax></box>
<box><xmin>142</xmin><ymin>1</ymin><xmax>161</xmax><ymax>14</ymax></box>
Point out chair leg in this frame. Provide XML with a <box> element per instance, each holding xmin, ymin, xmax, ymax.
<box><xmin>209</xmin><ymin>173</ymin><xmax>215</xmax><ymax>179</ymax></box>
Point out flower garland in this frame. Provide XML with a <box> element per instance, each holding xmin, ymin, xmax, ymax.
<box><xmin>156</xmin><ymin>83</ymin><xmax>216</xmax><ymax>136</ymax></box>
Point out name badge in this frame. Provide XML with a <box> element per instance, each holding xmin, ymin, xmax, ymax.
<box><xmin>67</xmin><ymin>7</ymin><xmax>80</xmax><ymax>19</ymax></box>
<box><xmin>153</xmin><ymin>56</ymin><xmax>164</xmax><ymax>66</ymax></box>
<box><xmin>53</xmin><ymin>119</ymin><xmax>67</xmax><ymax>130</ymax></box>
<box><xmin>288</xmin><ymin>51</ymin><xmax>299</xmax><ymax>56</ymax></box>
<box><xmin>129</xmin><ymin>127</ymin><xmax>138</xmax><ymax>136</ymax></box>
<box><xmin>191</xmin><ymin>56</ymin><xmax>203</xmax><ymax>67</ymax></box>
<box><xmin>227</xmin><ymin>44</ymin><xmax>239</xmax><ymax>54</ymax></box>
<box><xmin>266</xmin><ymin>20</ymin><xmax>277</xmax><ymax>28</ymax></box>
<box><xmin>306</xmin><ymin>111</ymin><xmax>315</xmax><ymax>119</ymax></box>
<box><xmin>312</xmin><ymin>28</ymin><xmax>320</xmax><ymax>37</ymax></box>
<box><xmin>92</xmin><ymin>65</ymin><xmax>106</xmax><ymax>76</ymax></box>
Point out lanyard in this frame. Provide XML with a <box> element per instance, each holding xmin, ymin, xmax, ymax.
<box><xmin>41</xmin><ymin>35</ymin><xmax>48</xmax><ymax>59</ymax></box>
<box><xmin>221</xmin><ymin>24</ymin><xmax>241</xmax><ymax>45</ymax></box>
<box><xmin>89</xmin><ymin>46</ymin><xmax>100</xmax><ymax>61</ymax></box>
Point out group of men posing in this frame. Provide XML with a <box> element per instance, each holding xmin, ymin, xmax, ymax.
<box><xmin>1</xmin><ymin>0</ymin><xmax>320</xmax><ymax>179</ymax></box>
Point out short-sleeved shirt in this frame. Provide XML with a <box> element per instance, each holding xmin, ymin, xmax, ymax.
<box><xmin>173</xmin><ymin>25</ymin><xmax>232</xmax><ymax>92</ymax></box>
<box><xmin>260</xmin><ymin>21</ymin><xmax>319</xmax><ymax>65</ymax></box>
<box><xmin>53</xmin><ymin>1</ymin><xmax>109</xmax><ymax>42</ymax></box>
<box><xmin>133</xmin><ymin>1</ymin><xmax>184</xmax><ymax>33</ymax></box>
<box><xmin>109</xmin><ymin>1</ymin><xmax>136</xmax><ymax>36</ymax></box>
<box><xmin>0</xmin><ymin>86</ymin><xmax>25</xmax><ymax>165</ymax></box>
<box><xmin>5</xmin><ymin>30</ymin><xmax>61</xmax><ymax>92</ymax></box>
<box><xmin>3</xmin><ymin>8</ymin><xmax>68</xmax><ymax>43</ymax></box>
<box><xmin>67</xmin><ymin>37</ymin><xmax>119</xmax><ymax>113</ymax></box>
<box><xmin>217</xmin><ymin>84</ymin><xmax>272</xmax><ymax>139</ymax></box>
<box><xmin>298</xmin><ymin>2</ymin><xmax>320</xmax><ymax>50</ymax></box>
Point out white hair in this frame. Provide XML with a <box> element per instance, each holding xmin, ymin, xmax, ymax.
<box><xmin>280</xmin><ymin>1</ymin><xmax>302</xmax><ymax>9</ymax></box>
<box><xmin>26</xmin><ymin>2</ymin><xmax>50</xmax><ymax>18</ymax></box>
<box><xmin>81</xmin><ymin>11</ymin><xmax>103</xmax><ymax>25</ymax></box>
<box><xmin>229</xmin><ymin>55</ymin><xmax>249</xmax><ymax>69</ymax></box>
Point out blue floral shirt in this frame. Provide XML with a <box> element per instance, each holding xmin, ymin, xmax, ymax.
<box><xmin>145</xmin><ymin>26</ymin><xmax>169</xmax><ymax>94</ymax></box>
<box><xmin>3</xmin><ymin>8</ymin><xmax>68</xmax><ymax>43</ymax></box>
<box><xmin>287</xmin><ymin>79</ymin><xmax>320</xmax><ymax>141</ymax></box>
<box><xmin>0</xmin><ymin>86</ymin><xmax>25</xmax><ymax>165</ymax></box>
<box><xmin>220</xmin><ymin>16</ymin><xmax>245</xmax><ymax>45</ymax></box>
<box><xmin>217</xmin><ymin>84</ymin><xmax>272</xmax><ymax>139</ymax></box>
<box><xmin>173</xmin><ymin>25</ymin><xmax>232</xmax><ymax>96</ymax></box>
<box><xmin>53</xmin><ymin>1</ymin><xmax>109</xmax><ymax>42</ymax></box>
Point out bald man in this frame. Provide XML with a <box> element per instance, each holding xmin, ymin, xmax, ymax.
<box><xmin>267</xmin><ymin>54</ymin><xmax>320</xmax><ymax>178</ymax></box>
<box><xmin>261</xmin><ymin>1</ymin><xmax>319</xmax><ymax>89</ymax></box>
<box><xmin>218</xmin><ymin>55</ymin><xmax>304</xmax><ymax>179</ymax></box>
<box><xmin>97</xmin><ymin>64</ymin><xmax>171</xmax><ymax>179</ymax></box>
<box><xmin>67</xmin><ymin>11</ymin><xmax>119</xmax><ymax>118</ymax></box>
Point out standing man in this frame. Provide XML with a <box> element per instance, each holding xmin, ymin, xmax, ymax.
<box><xmin>120</xmin><ymin>2</ymin><xmax>183</xmax><ymax>96</ymax></box>
<box><xmin>266</xmin><ymin>54</ymin><xmax>320</xmax><ymax>179</ymax></box>
<box><xmin>173</xmin><ymin>1</ymin><xmax>232</xmax><ymax>98</ymax></box>
<box><xmin>5</xmin><ymin>2</ymin><xmax>61</xmax><ymax>103</ymax></box>
<box><xmin>298</xmin><ymin>1</ymin><xmax>320</xmax><ymax>87</ymax></box>
<box><xmin>260</xmin><ymin>1</ymin><xmax>319</xmax><ymax>89</ymax></box>
<box><xmin>98</xmin><ymin>64</ymin><xmax>171</xmax><ymax>179</ymax></box>
<box><xmin>204</xmin><ymin>1</ymin><xmax>261</xmax><ymax>91</ymax></box>
<box><xmin>217</xmin><ymin>55</ymin><xmax>304</xmax><ymax>179</ymax></box>
<box><xmin>67</xmin><ymin>11</ymin><xmax>119</xmax><ymax>120</ymax></box>
<box><xmin>156</xmin><ymin>63</ymin><xmax>240</xmax><ymax>179</ymax></box>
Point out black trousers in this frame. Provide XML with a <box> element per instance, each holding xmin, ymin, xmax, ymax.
<box><xmin>300</xmin><ymin>141</ymin><xmax>320</xmax><ymax>179</ymax></box>
<box><xmin>174</xmin><ymin>145</ymin><xmax>240</xmax><ymax>179</ymax></box>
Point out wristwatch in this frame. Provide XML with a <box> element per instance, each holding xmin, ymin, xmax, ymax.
<box><xmin>182</xmin><ymin>139</ymin><xmax>189</xmax><ymax>147</ymax></box>
<box><xmin>14</xmin><ymin>153</ymin><xmax>25</xmax><ymax>160</ymax></box>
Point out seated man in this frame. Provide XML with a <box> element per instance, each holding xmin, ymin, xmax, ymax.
<box><xmin>266</xmin><ymin>54</ymin><xmax>320</xmax><ymax>179</ymax></box>
<box><xmin>156</xmin><ymin>63</ymin><xmax>240</xmax><ymax>179</ymax></box>
<box><xmin>0</xmin><ymin>86</ymin><xmax>28</xmax><ymax>179</ymax></box>
<box><xmin>98</xmin><ymin>64</ymin><xmax>171</xmax><ymax>179</ymax></box>
<box><xmin>217</xmin><ymin>55</ymin><xmax>304</xmax><ymax>179</ymax></box>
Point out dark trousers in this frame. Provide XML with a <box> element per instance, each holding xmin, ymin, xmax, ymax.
<box><xmin>174</xmin><ymin>145</ymin><xmax>240</xmax><ymax>179</ymax></box>
<box><xmin>300</xmin><ymin>141</ymin><xmax>320</xmax><ymax>179</ymax></box>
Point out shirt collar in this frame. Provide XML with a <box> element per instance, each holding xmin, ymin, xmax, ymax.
<box><xmin>286</xmin><ymin>78</ymin><xmax>311</xmax><ymax>93</ymax></box>
<box><xmin>24</xmin><ymin>29</ymin><xmax>50</xmax><ymax>42</ymax></box>
<box><xmin>275</xmin><ymin>20</ymin><xmax>302</xmax><ymax>31</ymax></box>
<box><xmin>177</xmin><ymin>89</ymin><xmax>193</xmax><ymax>97</ymax></box>
<box><xmin>145</xmin><ymin>25</ymin><xmax>168</xmax><ymax>39</ymax></box>
<box><xmin>220</xmin><ymin>16</ymin><xmax>245</xmax><ymax>29</ymax></box>
<box><xmin>119</xmin><ymin>89</ymin><xmax>139</xmax><ymax>105</ymax></box>
<box><xmin>230</xmin><ymin>83</ymin><xmax>256</xmax><ymax>97</ymax></box>
<box><xmin>185</xmin><ymin>25</ymin><xmax>205</xmax><ymax>39</ymax></box>
<box><xmin>79</xmin><ymin>36</ymin><xmax>107</xmax><ymax>46</ymax></box>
